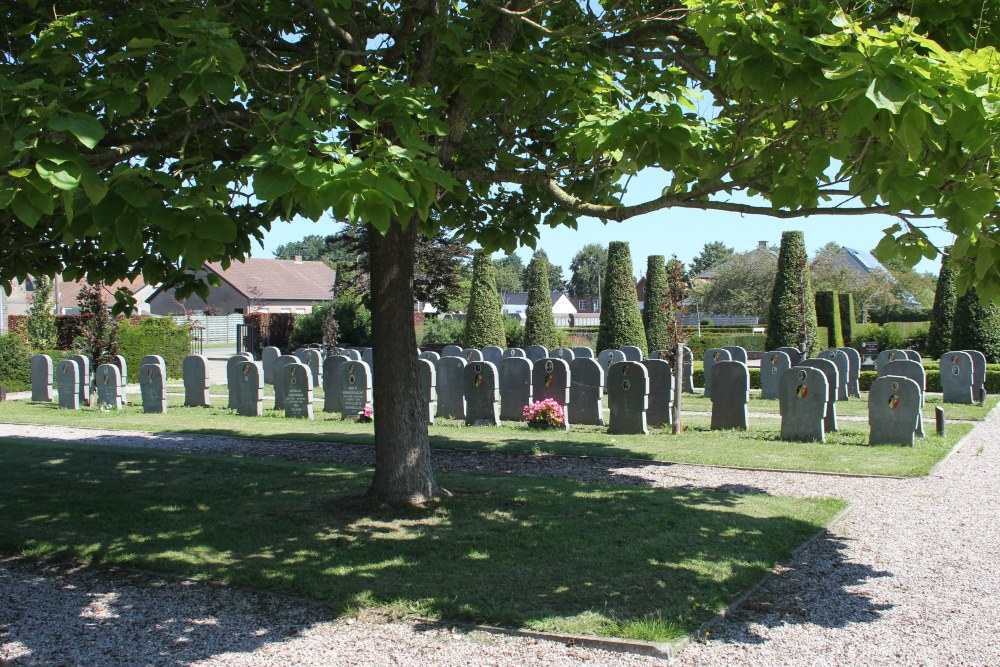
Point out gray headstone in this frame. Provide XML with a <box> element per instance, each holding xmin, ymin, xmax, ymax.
<box><xmin>464</xmin><ymin>361</ymin><xmax>500</xmax><ymax>426</ymax></box>
<box><xmin>551</xmin><ymin>348</ymin><xmax>575</xmax><ymax>362</ymax></box>
<box><xmin>227</xmin><ymin>353</ymin><xmax>254</xmax><ymax>409</ymax></box>
<box><xmin>502</xmin><ymin>347</ymin><xmax>526</xmax><ymax>358</ymax></box>
<box><xmin>111</xmin><ymin>355</ymin><xmax>128</xmax><ymax>404</ymax></box>
<box><xmin>271</xmin><ymin>354</ymin><xmax>298</xmax><ymax>411</ymax></box>
<box><xmin>262</xmin><ymin>346</ymin><xmax>281</xmax><ymax>384</ymax></box>
<box><xmin>682</xmin><ymin>346</ymin><xmax>694</xmax><ymax>393</ymax></box>
<box><xmin>760</xmin><ymin>351</ymin><xmax>791</xmax><ymax>400</ymax></box>
<box><xmin>568</xmin><ymin>357</ymin><xmax>604</xmax><ymax>426</ymax></box>
<box><xmin>875</xmin><ymin>349</ymin><xmax>908</xmax><ymax>374</ymax></box>
<box><xmin>435</xmin><ymin>356</ymin><xmax>467</xmax><ymax>419</ymax></box>
<box><xmin>778</xmin><ymin>367</ymin><xmax>829</xmax><ymax>442</ymax></box>
<box><xmin>30</xmin><ymin>354</ymin><xmax>53</xmax><ymax>402</ymax></box>
<box><xmin>322</xmin><ymin>355</ymin><xmax>348</xmax><ymax>413</ymax></box>
<box><xmin>418</xmin><ymin>358</ymin><xmax>436</xmax><ymax>425</ymax></box>
<box><xmin>67</xmin><ymin>354</ymin><xmax>90</xmax><ymax>405</ymax></box>
<box><xmin>341</xmin><ymin>348</ymin><xmax>362</xmax><ymax>361</ymax></box>
<box><xmin>298</xmin><ymin>349</ymin><xmax>322</xmax><ymax>388</ymax></box>
<box><xmin>532</xmin><ymin>358</ymin><xmax>570</xmax><ymax>428</ymax></box>
<box><xmin>775</xmin><ymin>346</ymin><xmax>803</xmax><ymax>366</ymax></box>
<box><xmin>818</xmin><ymin>349</ymin><xmax>851</xmax><ymax>401</ymax></box>
<box><xmin>361</xmin><ymin>347</ymin><xmax>374</xmax><ymax>373</ymax></box>
<box><xmin>620</xmin><ymin>346</ymin><xmax>644</xmax><ymax>362</ymax></box>
<box><xmin>139</xmin><ymin>363</ymin><xmax>167</xmax><ymax>413</ymax></box>
<box><xmin>337</xmin><ymin>360</ymin><xmax>372</xmax><ymax>420</ymax></box>
<box><xmin>482</xmin><ymin>346</ymin><xmax>504</xmax><ymax>367</ymax></box>
<box><xmin>722</xmin><ymin>346</ymin><xmax>748</xmax><ymax>365</ymax></box>
<box><xmin>702</xmin><ymin>348</ymin><xmax>733</xmax><ymax>398</ymax></box>
<box><xmin>499</xmin><ymin>357</ymin><xmax>533</xmax><ymax>421</ymax></box>
<box><xmin>882</xmin><ymin>359</ymin><xmax>926</xmax><ymax>436</ymax></box>
<box><xmin>525</xmin><ymin>345</ymin><xmax>548</xmax><ymax>363</ymax></box>
<box><xmin>640</xmin><ymin>359</ymin><xmax>673</xmax><ymax>427</ymax></box>
<box><xmin>941</xmin><ymin>351</ymin><xmax>975</xmax><ymax>405</ymax></box>
<box><xmin>607</xmin><ymin>361</ymin><xmax>649</xmax><ymax>435</ymax></box>
<box><xmin>904</xmin><ymin>349</ymin><xmax>923</xmax><ymax>363</ymax></box>
<box><xmin>572</xmin><ymin>347</ymin><xmax>595</xmax><ymax>359</ymax></box>
<box><xmin>281</xmin><ymin>362</ymin><xmax>314</xmax><ymax>419</ymax></box>
<box><xmin>235</xmin><ymin>361</ymin><xmax>263</xmax><ymax>417</ymax></box>
<box><xmin>837</xmin><ymin>347</ymin><xmax>862</xmax><ymax>398</ymax></box>
<box><xmin>963</xmin><ymin>349</ymin><xmax>988</xmax><ymax>404</ymax></box>
<box><xmin>442</xmin><ymin>345</ymin><xmax>463</xmax><ymax>358</ymax></box>
<box><xmin>95</xmin><ymin>364</ymin><xmax>123</xmax><ymax>410</ymax></box>
<box><xmin>56</xmin><ymin>359</ymin><xmax>80</xmax><ymax>410</ymax></box>
<box><xmin>597</xmin><ymin>350</ymin><xmax>627</xmax><ymax>394</ymax></box>
<box><xmin>464</xmin><ymin>348</ymin><xmax>483</xmax><ymax>362</ymax></box>
<box><xmin>419</xmin><ymin>350</ymin><xmax>441</xmax><ymax>362</ymax></box>
<box><xmin>140</xmin><ymin>355</ymin><xmax>166</xmax><ymax>376</ymax></box>
<box><xmin>869</xmin><ymin>375</ymin><xmax>922</xmax><ymax>446</ymax></box>
<box><xmin>183</xmin><ymin>355</ymin><xmax>211</xmax><ymax>407</ymax></box>
<box><xmin>798</xmin><ymin>358</ymin><xmax>839</xmax><ymax>432</ymax></box>
<box><xmin>710</xmin><ymin>361</ymin><xmax>749</xmax><ymax>430</ymax></box>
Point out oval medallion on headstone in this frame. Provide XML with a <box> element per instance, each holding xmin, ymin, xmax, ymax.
<box><xmin>475</xmin><ymin>363</ymin><xmax>482</xmax><ymax>373</ymax></box>
<box><xmin>545</xmin><ymin>360</ymin><xmax>554</xmax><ymax>373</ymax></box>
<box><xmin>349</xmin><ymin>374</ymin><xmax>356</xmax><ymax>385</ymax></box>
<box><xmin>952</xmin><ymin>365</ymin><xmax>960</xmax><ymax>375</ymax></box>
<box><xmin>623</xmin><ymin>379</ymin><xmax>631</xmax><ymax>391</ymax></box>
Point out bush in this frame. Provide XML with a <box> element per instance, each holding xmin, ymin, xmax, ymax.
<box><xmin>524</xmin><ymin>250</ymin><xmax>559</xmax><ymax>348</ymax></box>
<box><xmin>927</xmin><ymin>258</ymin><xmax>956</xmax><ymax>358</ymax></box>
<box><xmin>503</xmin><ymin>317</ymin><xmax>525</xmax><ymax>349</ymax></box>
<box><xmin>245</xmin><ymin>312</ymin><xmax>297</xmax><ymax>353</ymax></box>
<box><xmin>852</xmin><ymin>322</ymin><xmax>930</xmax><ymax>352</ymax></box>
<box><xmin>596</xmin><ymin>241</ymin><xmax>647</xmax><ymax>354</ymax></box>
<box><xmin>815</xmin><ymin>290</ymin><xmax>844</xmax><ymax>349</ymax></box>
<box><xmin>0</xmin><ymin>333</ymin><xmax>31</xmax><ymax>391</ymax></box>
<box><xmin>766</xmin><ymin>231</ymin><xmax>818</xmax><ymax>355</ymax></box>
<box><xmin>951</xmin><ymin>287</ymin><xmax>1000</xmax><ymax>362</ymax></box>
<box><xmin>838</xmin><ymin>292</ymin><xmax>856</xmax><ymax>346</ymax></box>
<box><xmin>420</xmin><ymin>317</ymin><xmax>465</xmax><ymax>345</ymax></box>
<box><xmin>686</xmin><ymin>333</ymin><xmax>768</xmax><ymax>357</ymax></box>
<box><xmin>117</xmin><ymin>317</ymin><xmax>191</xmax><ymax>381</ymax></box>
<box><xmin>462</xmin><ymin>250</ymin><xmax>507</xmax><ymax>348</ymax></box>
<box><xmin>333</xmin><ymin>294</ymin><xmax>372</xmax><ymax>347</ymax></box>
<box><xmin>642</xmin><ymin>255</ymin><xmax>670</xmax><ymax>353</ymax></box>
<box><xmin>289</xmin><ymin>302</ymin><xmax>339</xmax><ymax>350</ymax></box>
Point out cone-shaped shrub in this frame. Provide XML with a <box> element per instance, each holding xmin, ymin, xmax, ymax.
<box><xmin>524</xmin><ymin>250</ymin><xmax>559</xmax><ymax>348</ymax></box>
<box><xmin>597</xmin><ymin>241</ymin><xmax>647</xmax><ymax>354</ymax></box>
<box><xmin>838</xmin><ymin>292</ymin><xmax>856</xmax><ymax>346</ymax></box>
<box><xmin>766</xmin><ymin>231</ymin><xmax>818</xmax><ymax>355</ymax></box>
<box><xmin>462</xmin><ymin>249</ymin><xmax>507</xmax><ymax>349</ymax></box>
<box><xmin>643</xmin><ymin>255</ymin><xmax>670</xmax><ymax>353</ymax></box>
<box><xmin>927</xmin><ymin>258</ymin><xmax>957</xmax><ymax>358</ymax></box>
<box><xmin>951</xmin><ymin>287</ymin><xmax>1000</xmax><ymax>362</ymax></box>
<box><xmin>815</xmin><ymin>290</ymin><xmax>844</xmax><ymax>349</ymax></box>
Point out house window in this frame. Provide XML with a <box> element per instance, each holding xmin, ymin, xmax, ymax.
<box><xmin>593</xmin><ymin>299</ymin><xmax>600</xmax><ymax>311</ymax></box>
<box><xmin>295</xmin><ymin>308</ymin><xmax>306</xmax><ymax>314</ymax></box>
<box><xmin>578</xmin><ymin>300</ymin><xmax>588</xmax><ymax>311</ymax></box>
<box><xmin>258</xmin><ymin>308</ymin><xmax>269</xmax><ymax>314</ymax></box>
<box><xmin>280</xmin><ymin>308</ymin><xmax>291</xmax><ymax>314</ymax></box>
<box><xmin>234</xmin><ymin>307</ymin><xmax>244</xmax><ymax>314</ymax></box>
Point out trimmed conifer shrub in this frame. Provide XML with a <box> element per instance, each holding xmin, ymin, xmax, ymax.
<box><xmin>815</xmin><ymin>290</ymin><xmax>844</xmax><ymax>349</ymax></box>
<box><xmin>462</xmin><ymin>249</ymin><xmax>507</xmax><ymax>349</ymax></box>
<box><xmin>642</xmin><ymin>255</ymin><xmax>670</xmax><ymax>353</ymax></box>
<box><xmin>951</xmin><ymin>287</ymin><xmax>1000</xmax><ymax>362</ymax></box>
<box><xmin>927</xmin><ymin>258</ymin><xmax>956</xmax><ymax>358</ymax></box>
<box><xmin>523</xmin><ymin>250</ymin><xmax>559</xmax><ymax>348</ymax></box>
<box><xmin>766</xmin><ymin>231</ymin><xmax>818</xmax><ymax>355</ymax></box>
<box><xmin>596</xmin><ymin>241</ymin><xmax>647</xmax><ymax>354</ymax></box>
<box><xmin>838</xmin><ymin>292</ymin><xmax>856</xmax><ymax>346</ymax></box>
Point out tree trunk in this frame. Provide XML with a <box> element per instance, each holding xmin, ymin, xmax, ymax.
<box><xmin>366</xmin><ymin>218</ymin><xmax>438</xmax><ymax>505</ymax></box>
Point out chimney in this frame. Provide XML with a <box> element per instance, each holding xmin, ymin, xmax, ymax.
<box><xmin>293</xmin><ymin>255</ymin><xmax>303</xmax><ymax>264</ymax></box>
<box><xmin>758</xmin><ymin>241</ymin><xmax>768</xmax><ymax>250</ymax></box>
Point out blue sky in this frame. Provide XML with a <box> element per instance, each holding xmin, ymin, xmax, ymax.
<box><xmin>251</xmin><ymin>168</ymin><xmax>953</xmax><ymax>279</ymax></box>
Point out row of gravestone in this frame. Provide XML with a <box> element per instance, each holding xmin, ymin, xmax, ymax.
<box><xmin>32</xmin><ymin>353</ymin><xmax>170</xmax><ymax>414</ymax></box>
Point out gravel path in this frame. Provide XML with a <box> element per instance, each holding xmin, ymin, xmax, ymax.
<box><xmin>2</xmin><ymin>413</ymin><xmax>999</xmax><ymax>665</ymax></box>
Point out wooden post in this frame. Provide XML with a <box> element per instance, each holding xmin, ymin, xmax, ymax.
<box><xmin>672</xmin><ymin>342</ymin><xmax>683</xmax><ymax>434</ymax></box>
<box><xmin>935</xmin><ymin>406</ymin><xmax>945</xmax><ymax>437</ymax></box>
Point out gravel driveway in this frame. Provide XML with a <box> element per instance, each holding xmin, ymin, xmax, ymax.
<box><xmin>1</xmin><ymin>412</ymin><xmax>999</xmax><ymax>666</ymax></box>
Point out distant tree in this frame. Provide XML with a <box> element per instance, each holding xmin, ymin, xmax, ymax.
<box><xmin>523</xmin><ymin>251</ymin><xmax>559</xmax><ymax>348</ymax></box>
<box><xmin>767</xmin><ymin>231</ymin><xmax>818</xmax><ymax>355</ymax></box>
<box><xmin>76</xmin><ymin>282</ymin><xmax>121</xmax><ymax>372</ymax></box>
<box><xmin>25</xmin><ymin>275</ymin><xmax>56</xmax><ymax>350</ymax></box>
<box><xmin>694</xmin><ymin>250</ymin><xmax>777</xmax><ymax>320</ymax></box>
<box><xmin>569</xmin><ymin>243</ymin><xmax>608</xmax><ymax>299</ymax></box>
<box><xmin>811</xmin><ymin>242</ymin><xmax>898</xmax><ymax>322</ymax></box>
<box><xmin>927</xmin><ymin>257</ymin><xmax>957</xmax><ymax>358</ymax></box>
<box><xmin>664</xmin><ymin>256</ymin><xmax>688</xmax><ymax>357</ymax></box>
<box><xmin>493</xmin><ymin>253</ymin><xmax>526</xmax><ymax>294</ymax></box>
<box><xmin>952</xmin><ymin>288</ymin><xmax>1000</xmax><ymax>363</ymax></box>
<box><xmin>689</xmin><ymin>241</ymin><xmax>735</xmax><ymax>277</ymax></box>
<box><xmin>273</xmin><ymin>235</ymin><xmax>337</xmax><ymax>264</ymax></box>
<box><xmin>596</xmin><ymin>242</ymin><xmax>646</xmax><ymax>354</ymax></box>
<box><xmin>642</xmin><ymin>256</ymin><xmax>670</xmax><ymax>353</ymax></box>
<box><xmin>462</xmin><ymin>250</ymin><xmax>507</xmax><ymax>348</ymax></box>
<box><xmin>533</xmin><ymin>249</ymin><xmax>567</xmax><ymax>293</ymax></box>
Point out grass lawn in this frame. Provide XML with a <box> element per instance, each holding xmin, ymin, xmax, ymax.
<box><xmin>0</xmin><ymin>439</ymin><xmax>844</xmax><ymax>641</ymax></box>
<box><xmin>0</xmin><ymin>399</ymin><xmax>975</xmax><ymax>476</ymax></box>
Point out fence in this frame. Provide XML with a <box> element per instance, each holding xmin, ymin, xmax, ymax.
<box><xmin>171</xmin><ymin>314</ymin><xmax>244</xmax><ymax>343</ymax></box>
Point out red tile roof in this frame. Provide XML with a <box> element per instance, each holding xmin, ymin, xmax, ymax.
<box><xmin>206</xmin><ymin>258</ymin><xmax>336</xmax><ymax>301</ymax></box>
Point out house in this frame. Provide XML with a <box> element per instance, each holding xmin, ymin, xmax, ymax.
<box><xmin>146</xmin><ymin>257</ymin><xmax>337</xmax><ymax>315</ymax></box>
<box><xmin>500</xmin><ymin>291</ymin><xmax>578</xmax><ymax>325</ymax></box>
<box><xmin>2</xmin><ymin>275</ymin><xmax>155</xmax><ymax>329</ymax></box>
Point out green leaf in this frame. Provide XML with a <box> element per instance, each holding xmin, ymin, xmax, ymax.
<box><xmin>48</xmin><ymin>113</ymin><xmax>105</xmax><ymax>150</ymax></box>
<box><xmin>8</xmin><ymin>168</ymin><xmax>31</xmax><ymax>178</ymax></box>
<box><xmin>194</xmin><ymin>214</ymin><xmax>238</xmax><ymax>243</ymax></box>
<box><xmin>147</xmin><ymin>77</ymin><xmax>171</xmax><ymax>108</ymax></box>
<box><xmin>202</xmin><ymin>72</ymin><xmax>233</xmax><ymax>101</ymax></box>
<box><xmin>80</xmin><ymin>164</ymin><xmax>108</xmax><ymax>204</ymax></box>
<box><xmin>866</xmin><ymin>76</ymin><xmax>912</xmax><ymax>115</ymax></box>
<box><xmin>35</xmin><ymin>160</ymin><xmax>81</xmax><ymax>190</ymax></box>
<box><xmin>253</xmin><ymin>168</ymin><xmax>296</xmax><ymax>201</ymax></box>
<box><xmin>11</xmin><ymin>191</ymin><xmax>41</xmax><ymax>227</ymax></box>
<box><xmin>840</xmin><ymin>97</ymin><xmax>877</xmax><ymax>136</ymax></box>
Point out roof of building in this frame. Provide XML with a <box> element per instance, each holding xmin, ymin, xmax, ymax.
<box><xmin>55</xmin><ymin>276</ymin><xmax>147</xmax><ymax>310</ymax></box>
<box><xmin>204</xmin><ymin>258</ymin><xmax>336</xmax><ymax>301</ymax></box>
<box><xmin>841</xmin><ymin>247</ymin><xmax>887</xmax><ymax>274</ymax></box>
<box><xmin>499</xmin><ymin>291</ymin><xmax>566</xmax><ymax>307</ymax></box>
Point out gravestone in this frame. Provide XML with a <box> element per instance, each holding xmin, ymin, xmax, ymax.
<box><xmin>482</xmin><ymin>346</ymin><xmax>504</xmax><ymax>367</ymax></box>
<box><xmin>525</xmin><ymin>345</ymin><xmax>548</xmax><ymax>363</ymax></box>
<box><xmin>904</xmin><ymin>350</ymin><xmax>923</xmax><ymax>363</ymax></box>
<box><xmin>95</xmin><ymin>364</ymin><xmax>123</xmax><ymax>410</ymax></box>
<box><xmin>875</xmin><ymin>349</ymin><xmax>908</xmax><ymax>374</ymax></box>
<box><xmin>418</xmin><ymin>358</ymin><xmax>437</xmax><ymax>425</ymax></box>
<box><xmin>597</xmin><ymin>350</ymin><xmax>627</xmax><ymax>394</ymax></box>
<box><xmin>56</xmin><ymin>359</ymin><xmax>80</xmax><ymax>410</ymax></box>
<box><xmin>464</xmin><ymin>348</ymin><xmax>484</xmax><ymax>363</ymax></box>
<box><xmin>464</xmin><ymin>361</ymin><xmax>500</xmax><ymax>426</ymax></box>
<box><xmin>271</xmin><ymin>354</ymin><xmax>298</xmax><ymax>411</ymax></box>
<box><xmin>298</xmin><ymin>349</ymin><xmax>322</xmax><ymax>388</ymax></box>
<box><xmin>775</xmin><ymin>346</ymin><xmax>802</xmax><ymax>366</ymax></box>
<box><xmin>869</xmin><ymin>375</ymin><xmax>922</xmax><ymax>446</ymax></box>
<box><xmin>111</xmin><ymin>355</ymin><xmax>128</xmax><ymax>403</ymax></box>
<box><xmin>340</xmin><ymin>348</ymin><xmax>361</xmax><ymax>361</ymax></box>
<box><xmin>139</xmin><ymin>363</ymin><xmax>167</xmax><ymax>413</ymax></box>
<box><xmin>361</xmin><ymin>348</ymin><xmax>374</xmax><ymax>374</ymax></box>
<box><xmin>323</xmin><ymin>355</ymin><xmax>348</xmax><ymax>413</ymax></box>
<box><xmin>502</xmin><ymin>347</ymin><xmax>526</xmax><ymax>358</ymax></box>
<box><xmin>281</xmin><ymin>363</ymin><xmax>314</xmax><ymax>419</ymax></box>
<box><xmin>837</xmin><ymin>347</ymin><xmax>862</xmax><ymax>398</ymax></box>
<box><xmin>532</xmin><ymin>358</ymin><xmax>571</xmax><ymax>429</ymax></box>
<box><xmin>67</xmin><ymin>354</ymin><xmax>90</xmax><ymax>405</ymax></box>
<box><xmin>722</xmin><ymin>346</ymin><xmax>748</xmax><ymax>365</ymax></box>
<box><xmin>640</xmin><ymin>359</ymin><xmax>673</xmax><ymax>427</ymax></box>
<box><xmin>702</xmin><ymin>348</ymin><xmax>733</xmax><ymax>398</ymax></box>
<box><xmin>568</xmin><ymin>357</ymin><xmax>604</xmax><ymax>426</ymax></box>
<box><xmin>435</xmin><ymin>356</ymin><xmax>467</xmax><ymax>419</ymax></box>
<box><xmin>235</xmin><ymin>361</ymin><xmax>263</xmax><ymax>417</ymax></box>
<box><xmin>818</xmin><ymin>349</ymin><xmax>851</xmax><ymax>401</ymax></box>
<box><xmin>607</xmin><ymin>361</ymin><xmax>649</xmax><ymax>435</ymax></box>
<box><xmin>572</xmin><ymin>347</ymin><xmax>595</xmax><ymax>359</ymax></box>
<box><xmin>620</xmin><ymin>346</ymin><xmax>644</xmax><ymax>362</ymax></box>
<box><xmin>651</xmin><ymin>347</ymin><xmax>694</xmax><ymax>393</ymax></box>
<box><xmin>30</xmin><ymin>354</ymin><xmax>53</xmax><ymax>402</ymax></box>
<box><xmin>963</xmin><ymin>349</ymin><xmax>988</xmax><ymax>405</ymax></box>
<box><xmin>227</xmin><ymin>353</ymin><xmax>254</xmax><ymax>409</ymax></box>
<box><xmin>710</xmin><ymin>361</ymin><xmax>749</xmax><ymax>430</ymax></box>
<box><xmin>551</xmin><ymin>348</ymin><xmax>575</xmax><ymax>362</ymax></box>
<box><xmin>140</xmin><ymin>355</ymin><xmax>166</xmax><ymax>376</ymax></box>
<box><xmin>799</xmin><ymin>358</ymin><xmax>839</xmax><ymax>432</ymax></box>
<box><xmin>940</xmin><ymin>351</ymin><xmax>975</xmax><ymax>405</ymax></box>
<box><xmin>881</xmin><ymin>359</ymin><xmax>926</xmax><ymax>437</ymax></box>
<box><xmin>778</xmin><ymin>367</ymin><xmax>829</xmax><ymax>442</ymax></box>
<box><xmin>183</xmin><ymin>355</ymin><xmax>211</xmax><ymax>407</ymax></box>
<box><xmin>262</xmin><ymin>346</ymin><xmax>281</xmax><ymax>384</ymax></box>
<box><xmin>419</xmin><ymin>350</ymin><xmax>441</xmax><ymax>362</ymax></box>
<box><xmin>442</xmin><ymin>345</ymin><xmax>463</xmax><ymax>358</ymax></box>
<box><xmin>337</xmin><ymin>360</ymin><xmax>372</xmax><ymax>419</ymax></box>
<box><xmin>499</xmin><ymin>357</ymin><xmax>532</xmax><ymax>421</ymax></box>
<box><xmin>759</xmin><ymin>351</ymin><xmax>791</xmax><ymax>400</ymax></box>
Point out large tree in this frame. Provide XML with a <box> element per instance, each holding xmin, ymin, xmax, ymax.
<box><xmin>810</xmin><ymin>242</ymin><xmax>898</xmax><ymax>322</ymax></box>
<box><xmin>694</xmin><ymin>249</ymin><xmax>778</xmax><ymax>320</ymax></box>
<box><xmin>689</xmin><ymin>242</ymin><xmax>736</xmax><ymax>277</ymax></box>
<box><xmin>493</xmin><ymin>253</ymin><xmax>526</xmax><ymax>295</ymax></box>
<box><xmin>568</xmin><ymin>243</ymin><xmax>608</xmax><ymax>301</ymax></box>
<box><xmin>3</xmin><ymin>2</ymin><xmax>998</xmax><ymax>504</ymax></box>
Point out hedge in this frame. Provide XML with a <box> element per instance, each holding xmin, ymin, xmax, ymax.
<box><xmin>0</xmin><ymin>333</ymin><xmax>31</xmax><ymax>391</ymax></box>
<box><xmin>462</xmin><ymin>249</ymin><xmax>506</xmax><ymax>348</ymax></box>
<box><xmin>838</xmin><ymin>292</ymin><xmax>856</xmax><ymax>346</ymax></box>
<box><xmin>118</xmin><ymin>317</ymin><xmax>191</xmax><ymax>381</ymax></box>
<box><xmin>244</xmin><ymin>312</ymin><xmax>297</xmax><ymax>352</ymax></box>
<box><xmin>596</xmin><ymin>241</ymin><xmax>647</xmax><ymax>354</ymax></box>
<box><xmin>7</xmin><ymin>314</ymin><xmax>91</xmax><ymax>350</ymax></box>
<box><xmin>815</xmin><ymin>290</ymin><xmax>844</xmax><ymax>349</ymax></box>
<box><xmin>859</xmin><ymin>369</ymin><xmax>1000</xmax><ymax>393</ymax></box>
<box><xmin>766</xmin><ymin>231</ymin><xmax>819</xmax><ymax>355</ymax></box>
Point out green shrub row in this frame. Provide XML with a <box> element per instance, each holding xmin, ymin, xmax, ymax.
<box><xmin>0</xmin><ymin>333</ymin><xmax>31</xmax><ymax>391</ymax></box>
<box><xmin>117</xmin><ymin>318</ymin><xmax>191</xmax><ymax>381</ymax></box>
<box><xmin>858</xmin><ymin>369</ymin><xmax>1000</xmax><ymax>393</ymax></box>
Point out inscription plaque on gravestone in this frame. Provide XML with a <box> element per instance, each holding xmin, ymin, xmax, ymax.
<box><xmin>435</xmin><ymin>356</ymin><xmax>467</xmax><ymax>419</ymax></box>
<box><xmin>531</xmin><ymin>358</ymin><xmax>570</xmax><ymax>429</ymax></box>
<box><xmin>940</xmin><ymin>351</ymin><xmax>974</xmax><ymax>404</ymax></box>
<box><xmin>702</xmin><ymin>348</ymin><xmax>732</xmax><ymax>398</ymax></box>
<box><xmin>418</xmin><ymin>358</ymin><xmax>437</xmax><ymax>425</ymax></box>
<box><xmin>56</xmin><ymin>359</ymin><xmax>80</xmax><ymax>410</ymax></box>
<box><xmin>640</xmin><ymin>359</ymin><xmax>673</xmax><ymax>427</ymax></box>
<box><xmin>271</xmin><ymin>354</ymin><xmax>298</xmax><ymax>411</ymax></box>
<box><xmin>799</xmin><ymin>358</ymin><xmax>839</xmax><ymax>432</ymax></box>
<box><xmin>572</xmin><ymin>347</ymin><xmax>595</xmax><ymax>359</ymax></box>
<box><xmin>837</xmin><ymin>347</ymin><xmax>862</xmax><ymax>398</ymax></box>
<box><xmin>282</xmin><ymin>363</ymin><xmax>314</xmax><ymax>419</ymax></box>
<box><xmin>499</xmin><ymin>357</ymin><xmax>532</xmax><ymax>421</ymax></box>
<box><xmin>227</xmin><ymin>353</ymin><xmax>254</xmax><ymax>409</ymax></box>
<box><xmin>95</xmin><ymin>364</ymin><xmax>123</xmax><ymax>410</ymax></box>
<box><xmin>525</xmin><ymin>345</ymin><xmax>548</xmax><ymax>363</ymax></box>
<box><xmin>236</xmin><ymin>361</ymin><xmax>263</xmax><ymax>417</ymax></box>
<box><xmin>464</xmin><ymin>361</ymin><xmax>500</xmax><ymax>426</ymax></box>
<box><xmin>139</xmin><ymin>363</ymin><xmax>167</xmax><ymax>413</ymax></box>
<box><xmin>262</xmin><ymin>346</ymin><xmax>281</xmax><ymax>384</ymax></box>
<box><xmin>620</xmin><ymin>346</ymin><xmax>643</xmax><ymax>362</ymax></box>
<box><xmin>30</xmin><ymin>354</ymin><xmax>53</xmax><ymax>402</ymax></box>
<box><xmin>323</xmin><ymin>355</ymin><xmax>348</xmax><ymax>413</ymax></box>
<box><xmin>760</xmin><ymin>351</ymin><xmax>791</xmax><ymax>400</ymax></box>
<box><xmin>607</xmin><ymin>361</ymin><xmax>649</xmax><ymax>435</ymax></box>
<box><xmin>818</xmin><ymin>349</ymin><xmax>851</xmax><ymax>401</ymax></box>
<box><xmin>869</xmin><ymin>375</ymin><xmax>921</xmax><ymax>446</ymax></box>
<box><xmin>183</xmin><ymin>355</ymin><xmax>211</xmax><ymax>407</ymax></box>
<box><xmin>710</xmin><ymin>361</ymin><xmax>749</xmax><ymax>430</ymax></box>
<box><xmin>338</xmin><ymin>361</ymin><xmax>372</xmax><ymax>419</ymax></box>
<box><xmin>778</xmin><ymin>367</ymin><xmax>828</xmax><ymax>442</ymax></box>
<box><xmin>482</xmin><ymin>346</ymin><xmax>504</xmax><ymax>367</ymax></box>
<box><xmin>568</xmin><ymin>357</ymin><xmax>604</xmax><ymax>426</ymax></box>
